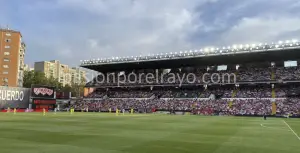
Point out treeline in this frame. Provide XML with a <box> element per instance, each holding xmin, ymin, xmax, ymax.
<box><xmin>23</xmin><ymin>70</ymin><xmax>85</xmax><ymax>97</ymax></box>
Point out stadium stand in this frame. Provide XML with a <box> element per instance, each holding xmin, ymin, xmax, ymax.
<box><xmin>78</xmin><ymin>40</ymin><xmax>300</xmax><ymax>117</ymax></box>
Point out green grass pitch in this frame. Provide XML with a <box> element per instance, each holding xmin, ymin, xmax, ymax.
<box><xmin>0</xmin><ymin>112</ymin><xmax>299</xmax><ymax>153</ymax></box>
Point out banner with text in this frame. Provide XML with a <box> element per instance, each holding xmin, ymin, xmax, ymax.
<box><xmin>0</xmin><ymin>86</ymin><xmax>30</xmax><ymax>108</ymax></box>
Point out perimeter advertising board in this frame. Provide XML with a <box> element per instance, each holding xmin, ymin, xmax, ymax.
<box><xmin>0</xmin><ymin>86</ymin><xmax>30</xmax><ymax>108</ymax></box>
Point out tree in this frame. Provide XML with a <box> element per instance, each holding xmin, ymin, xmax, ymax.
<box><xmin>23</xmin><ymin>70</ymin><xmax>34</xmax><ymax>88</ymax></box>
<box><xmin>70</xmin><ymin>77</ymin><xmax>86</xmax><ymax>98</ymax></box>
<box><xmin>23</xmin><ymin>70</ymin><xmax>87</xmax><ymax>98</ymax></box>
<box><xmin>23</xmin><ymin>70</ymin><xmax>62</xmax><ymax>89</ymax></box>
<box><xmin>46</xmin><ymin>76</ymin><xmax>63</xmax><ymax>90</ymax></box>
<box><xmin>23</xmin><ymin>70</ymin><xmax>48</xmax><ymax>88</ymax></box>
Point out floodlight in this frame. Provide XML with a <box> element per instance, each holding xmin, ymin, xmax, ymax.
<box><xmin>227</xmin><ymin>46</ymin><xmax>231</xmax><ymax>49</ymax></box>
<box><xmin>251</xmin><ymin>44</ymin><xmax>256</xmax><ymax>47</ymax></box>
<box><xmin>286</xmin><ymin>40</ymin><xmax>290</xmax><ymax>43</ymax></box>
<box><xmin>239</xmin><ymin>44</ymin><xmax>243</xmax><ymax>49</ymax></box>
<box><xmin>259</xmin><ymin>43</ymin><xmax>262</xmax><ymax>46</ymax></box>
<box><xmin>278</xmin><ymin>41</ymin><xmax>283</xmax><ymax>44</ymax></box>
<box><xmin>275</xmin><ymin>45</ymin><xmax>279</xmax><ymax>48</ymax></box>
<box><xmin>222</xmin><ymin>47</ymin><xmax>226</xmax><ymax>49</ymax></box>
<box><xmin>233</xmin><ymin>45</ymin><xmax>237</xmax><ymax>49</ymax></box>
<box><xmin>245</xmin><ymin>44</ymin><xmax>250</xmax><ymax>48</ymax></box>
<box><xmin>185</xmin><ymin>51</ymin><xmax>188</xmax><ymax>53</ymax></box>
<box><xmin>204</xmin><ymin>48</ymin><xmax>209</xmax><ymax>52</ymax></box>
<box><xmin>210</xmin><ymin>48</ymin><xmax>215</xmax><ymax>51</ymax></box>
<box><xmin>292</xmin><ymin>39</ymin><xmax>298</xmax><ymax>43</ymax></box>
<box><xmin>190</xmin><ymin>50</ymin><xmax>193</xmax><ymax>53</ymax></box>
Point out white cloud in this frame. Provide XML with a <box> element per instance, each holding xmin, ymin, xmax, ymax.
<box><xmin>52</xmin><ymin>0</ymin><xmax>207</xmax><ymax>61</ymax></box>
<box><xmin>3</xmin><ymin>0</ymin><xmax>300</xmax><ymax>67</ymax></box>
<box><xmin>221</xmin><ymin>16</ymin><xmax>300</xmax><ymax>44</ymax></box>
<box><xmin>49</xmin><ymin>0</ymin><xmax>300</xmax><ymax>64</ymax></box>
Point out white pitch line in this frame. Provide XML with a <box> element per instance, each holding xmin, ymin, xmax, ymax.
<box><xmin>260</xmin><ymin>123</ymin><xmax>291</xmax><ymax>131</ymax></box>
<box><xmin>283</xmin><ymin>120</ymin><xmax>300</xmax><ymax>141</ymax></box>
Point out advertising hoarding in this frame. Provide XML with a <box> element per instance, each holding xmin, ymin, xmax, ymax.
<box><xmin>31</xmin><ymin>85</ymin><xmax>55</xmax><ymax>99</ymax></box>
<box><xmin>0</xmin><ymin>86</ymin><xmax>30</xmax><ymax>108</ymax></box>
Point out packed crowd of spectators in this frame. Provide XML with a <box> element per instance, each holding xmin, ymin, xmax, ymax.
<box><xmin>85</xmin><ymin>66</ymin><xmax>300</xmax><ymax>87</ymax></box>
<box><xmin>85</xmin><ymin>91</ymin><xmax>107</xmax><ymax>98</ymax></box>
<box><xmin>235</xmin><ymin>88</ymin><xmax>272</xmax><ymax>98</ymax></box>
<box><xmin>82</xmin><ymin>64</ymin><xmax>300</xmax><ymax>116</ymax></box>
<box><xmin>85</xmin><ymin>87</ymin><xmax>275</xmax><ymax>99</ymax></box>
<box><xmin>275</xmin><ymin>67</ymin><xmax>300</xmax><ymax>80</ymax></box>
<box><xmin>230</xmin><ymin>99</ymin><xmax>272</xmax><ymax>115</ymax></box>
<box><xmin>73</xmin><ymin>98</ymin><xmax>300</xmax><ymax>116</ymax></box>
<box><xmin>238</xmin><ymin>67</ymin><xmax>272</xmax><ymax>81</ymax></box>
<box><xmin>107</xmin><ymin>90</ymin><xmax>154</xmax><ymax>98</ymax></box>
<box><xmin>160</xmin><ymin>90</ymin><xmax>200</xmax><ymax>98</ymax></box>
<box><xmin>276</xmin><ymin>98</ymin><xmax>300</xmax><ymax>115</ymax></box>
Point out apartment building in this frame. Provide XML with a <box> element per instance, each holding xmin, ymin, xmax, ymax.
<box><xmin>34</xmin><ymin>60</ymin><xmax>86</xmax><ymax>86</ymax></box>
<box><xmin>24</xmin><ymin>64</ymin><xmax>34</xmax><ymax>71</ymax></box>
<box><xmin>0</xmin><ymin>28</ymin><xmax>25</xmax><ymax>87</ymax></box>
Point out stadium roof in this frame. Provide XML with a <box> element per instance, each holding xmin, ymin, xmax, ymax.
<box><xmin>81</xmin><ymin>40</ymin><xmax>300</xmax><ymax>72</ymax></box>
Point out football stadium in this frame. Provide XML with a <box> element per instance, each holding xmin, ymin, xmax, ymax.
<box><xmin>1</xmin><ymin>41</ymin><xmax>300</xmax><ymax>153</ymax></box>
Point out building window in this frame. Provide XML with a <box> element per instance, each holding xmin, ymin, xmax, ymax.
<box><xmin>3</xmin><ymin>71</ymin><xmax>8</xmax><ymax>74</ymax></box>
<box><xmin>5</xmin><ymin>33</ymin><xmax>11</xmax><ymax>36</ymax></box>
<box><xmin>3</xmin><ymin>58</ymin><xmax>10</xmax><ymax>62</ymax></box>
<box><xmin>4</xmin><ymin>52</ymin><xmax>10</xmax><ymax>55</ymax></box>
<box><xmin>3</xmin><ymin>78</ymin><xmax>8</xmax><ymax>82</ymax></box>
<box><xmin>3</xmin><ymin>65</ymin><xmax>9</xmax><ymax>68</ymax></box>
<box><xmin>5</xmin><ymin>39</ymin><xmax>11</xmax><ymax>43</ymax></box>
<box><xmin>4</xmin><ymin>46</ymin><xmax>10</xmax><ymax>49</ymax></box>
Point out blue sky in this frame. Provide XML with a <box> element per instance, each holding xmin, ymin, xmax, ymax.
<box><xmin>1</xmin><ymin>0</ymin><xmax>300</xmax><ymax>68</ymax></box>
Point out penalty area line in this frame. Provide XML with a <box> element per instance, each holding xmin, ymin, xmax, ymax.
<box><xmin>283</xmin><ymin>120</ymin><xmax>300</xmax><ymax>141</ymax></box>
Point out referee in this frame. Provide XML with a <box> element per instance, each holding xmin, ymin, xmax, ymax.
<box><xmin>263</xmin><ymin>113</ymin><xmax>267</xmax><ymax>120</ymax></box>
